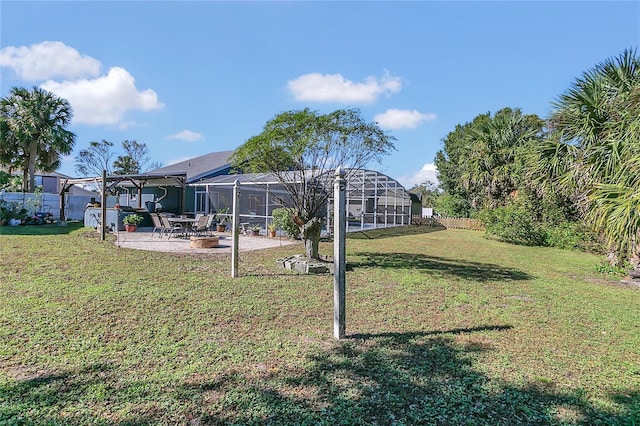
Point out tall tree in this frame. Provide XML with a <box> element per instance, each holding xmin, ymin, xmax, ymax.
<box><xmin>407</xmin><ymin>180</ymin><xmax>439</xmax><ymax>208</ymax></box>
<box><xmin>113</xmin><ymin>140</ymin><xmax>161</xmax><ymax>175</ymax></box>
<box><xmin>75</xmin><ymin>140</ymin><xmax>115</xmax><ymax>176</ymax></box>
<box><xmin>435</xmin><ymin>108</ymin><xmax>544</xmax><ymax>215</ymax></box>
<box><xmin>534</xmin><ymin>49</ymin><xmax>640</xmax><ymax>264</ymax></box>
<box><xmin>463</xmin><ymin>108</ymin><xmax>544</xmax><ymax>208</ymax></box>
<box><xmin>0</xmin><ymin>87</ymin><xmax>76</xmax><ymax>192</ymax></box>
<box><xmin>231</xmin><ymin>108</ymin><xmax>395</xmax><ymax>259</ymax></box>
<box><xmin>75</xmin><ymin>139</ymin><xmax>161</xmax><ymax>176</ymax></box>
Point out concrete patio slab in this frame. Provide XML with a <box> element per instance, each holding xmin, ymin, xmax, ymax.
<box><xmin>111</xmin><ymin>227</ymin><xmax>298</xmax><ymax>254</ymax></box>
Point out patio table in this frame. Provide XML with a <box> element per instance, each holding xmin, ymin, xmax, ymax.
<box><xmin>167</xmin><ymin>217</ymin><xmax>198</xmax><ymax>236</ymax></box>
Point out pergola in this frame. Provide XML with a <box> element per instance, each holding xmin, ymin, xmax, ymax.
<box><xmin>192</xmin><ymin>168</ymin><xmax>412</xmax><ymax>233</ymax></box>
<box><xmin>59</xmin><ymin>172</ymin><xmax>188</xmax><ymax>239</ymax></box>
<box><xmin>59</xmin><ymin>172</ymin><xmax>188</xmax><ymax>216</ymax></box>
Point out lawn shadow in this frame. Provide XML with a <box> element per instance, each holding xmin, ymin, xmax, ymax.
<box><xmin>349</xmin><ymin>324</ymin><xmax>514</xmax><ymax>340</ymax></box>
<box><xmin>4</xmin><ymin>329</ymin><xmax>637</xmax><ymax>424</ymax></box>
<box><xmin>346</xmin><ymin>224</ymin><xmax>446</xmax><ymax>240</ymax></box>
<box><xmin>188</xmin><ymin>326</ymin><xmax>638</xmax><ymax>425</ymax></box>
<box><xmin>350</xmin><ymin>251</ymin><xmax>532</xmax><ymax>282</ymax></box>
<box><xmin>0</xmin><ymin>363</ymin><xmax>157</xmax><ymax>425</ymax></box>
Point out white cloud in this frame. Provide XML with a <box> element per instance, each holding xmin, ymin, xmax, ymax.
<box><xmin>397</xmin><ymin>163</ymin><xmax>439</xmax><ymax>189</ymax></box>
<box><xmin>41</xmin><ymin>67</ymin><xmax>164</xmax><ymax>126</ymax></box>
<box><xmin>374</xmin><ymin>109</ymin><xmax>437</xmax><ymax>130</ymax></box>
<box><xmin>0</xmin><ymin>41</ymin><xmax>102</xmax><ymax>81</ymax></box>
<box><xmin>287</xmin><ymin>71</ymin><xmax>402</xmax><ymax>104</ymax></box>
<box><xmin>165</xmin><ymin>130</ymin><xmax>204</xmax><ymax>142</ymax></box>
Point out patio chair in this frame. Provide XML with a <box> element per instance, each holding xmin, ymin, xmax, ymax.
<box><xmin>150</xmin><ymin>213</ymin><xmax>164</xmax><ymax>238</ymax></box>
<box><xmin>240</xmin><ymin>222</ymin><xmax>250</xmax><ymax>235</ymax></box>
<box><xmin>159</xmin><ymin>214</ymin><xmax>184</xmax><ymax>239</ymax></box>
<box><xmin>205</xmin><ymin>214</ymin><xmax>216</xmax><ymax>234</ymax></box>
<box><xmin>191</xmin><ymin>214</ymin><xmax>210</xmax><ymax>236</ymax></box>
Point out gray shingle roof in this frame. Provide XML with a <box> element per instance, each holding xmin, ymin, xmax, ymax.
<box><xmin>150</xmin><ymin>150</ymin><xmax>235</xmax><ymax>183</ymax></box>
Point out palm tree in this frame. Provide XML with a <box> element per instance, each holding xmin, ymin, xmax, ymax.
<box><xmin>0</xmin><ymin>87</ymin><xmax>76</xmax><ymax>192</ymax></box>
<box><xmin>460</xmin><ymin>108</ymin><xmax>543</xmax><ymax>209</ymax></box>
<box><xmin>536</xmin><ymin>49</ymin><xmax>640</xmax><ymax>264</ymax></box>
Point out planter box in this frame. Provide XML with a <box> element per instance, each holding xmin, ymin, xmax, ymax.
<box><xmin>190</xmin><ymin>236</ymin><xmax>219</xmax><ymax>248</ymax></box>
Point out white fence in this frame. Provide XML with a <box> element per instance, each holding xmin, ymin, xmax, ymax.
<box><xmin>0</xmin><ymin>192</ymin><xmax>95</xmax><ymax>221</ymax></box>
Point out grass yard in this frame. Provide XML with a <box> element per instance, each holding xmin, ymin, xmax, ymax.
<box><xmin>1</xmin><ymin>224</ymin><xmax>639</xmax><ymax>425</ymax></box>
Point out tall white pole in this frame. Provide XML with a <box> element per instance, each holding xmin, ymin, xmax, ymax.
<box><xmin>231</xmin><ymin>179</ymin><xmax>240</xmax><ymax>278</ymax></box>
<box><xmin>100</xmin><ymin>169</ymin><xmax>107</xmax><ymax>241</ymax></box>
<box><xmin>333</xmin><ymin>167</ymin><xmax>346</xmax><ymax>339</ymax></box>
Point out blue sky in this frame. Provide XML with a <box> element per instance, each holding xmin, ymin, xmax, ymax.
<box><xmin>1</xmin><ymin>1</ymin><xmax>639</xmax><ymax>188</ymax></box>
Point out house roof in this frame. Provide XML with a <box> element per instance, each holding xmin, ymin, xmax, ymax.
<box><xmin>149</xmin><ymin>150</ymin><xmax>235</xmax><ymax>183</ymax></box>
<box><xmin>60</xmin><ymin>173</ymin><xmax>188</xmax><ymax>190</ymax></box>
<box><xmin>0</xmin><ymin>167</ymin><xmax>72</xmax><ymax>179</ymax></box>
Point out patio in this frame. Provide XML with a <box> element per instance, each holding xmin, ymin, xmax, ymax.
<box><xmin>111</xmin><ymin>227</ymin><xmax>297</xmax><ymax>254</ymax></box>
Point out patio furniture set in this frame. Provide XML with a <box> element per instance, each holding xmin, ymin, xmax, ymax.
<box><xmin>150</xmin><ymin>213</ymin><xmax>217</xmax><ymax>239</ymax></box>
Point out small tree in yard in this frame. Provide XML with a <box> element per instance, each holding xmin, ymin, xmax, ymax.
<box><xmin>231</xmin><ymin>108</ymin><xmax>395</xmax><ymax>260</ymax></box>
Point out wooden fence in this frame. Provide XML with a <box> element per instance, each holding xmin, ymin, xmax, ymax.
<box><xmin>411</xmin><ymin>215</ymin><xmax>485</xmax><ymax>231</ymax></box>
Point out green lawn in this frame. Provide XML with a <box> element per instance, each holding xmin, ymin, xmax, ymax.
<box><xmin>1</xmin><ymin>224</ymin><xmax>638</xmax><ymax>424</ymax></box>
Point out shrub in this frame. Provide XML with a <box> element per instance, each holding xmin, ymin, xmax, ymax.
<box><xmin>0</xmin><ymin>199</ymin><xmax>28</xmax><ymax>225</ymax></box>
<box><xmin>272</xmin><ymin>208</ymin><xmax>300</xmax><ymax>239</ymax></box>
<box><xmin>481</xmin><ymin>205</ymin><xmax>546</xmax><ymax>246</ymax></box>
<box><xmin>481</xmin><ymin>205</ymin><xmax>600</xmax><ymax>252</ymax></box>
<box><xmin>544</xmin><ymin>222</ymin><xmax>583</xmax><ymax>250</ymax></box>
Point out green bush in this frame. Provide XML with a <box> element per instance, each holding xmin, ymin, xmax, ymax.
<box><xmin>0</xmin><ymin>199</ymin><xmax>28</xmax><ymax>225</ymax></box>
<box><xmin>434</xmin><ymin>192</ymin><xmax>470</xmax><ymax>218</ymax></box>
<box><xmin>481</xmin><ymin>205</ymin><xmax>599</xmax><ymax>252</ymax></box>
<box><xmin>271</xmin><ymin>208</ymin><xmax>300</xmax><ymax>239</ymax></box>
<box><xmin>544</xmin><ymin>222</ymin><xmax>582</xmax><ymax>250</ymax></box>
<box><xmin>481</xmin><ymin>205</ymin><xmax>547</xmax><ymax>246</ymax></box>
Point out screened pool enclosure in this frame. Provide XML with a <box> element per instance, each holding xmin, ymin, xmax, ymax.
<box><xmin>191</xmin><ymin>169</ymin><xmax>412</xmax><ymax>234</ymax></box>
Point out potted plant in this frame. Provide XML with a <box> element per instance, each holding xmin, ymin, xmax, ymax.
<box><xmin>267</xmin><ymin>222</ymin><xmax>277</xmax><ymax>238</ymax></box>
<box><xmin>215</xmin><ymin>207</ymin><xmax>229</xmax><ymax>232</ymax></box>
<box><xmin>122</xmin><ymin>213</ymin><xmax>143</xmax><ymax>232</ymax></box>
<box><xmin>249</xmin><ymin>224</ymin><xmax>261</xmax><ymax>236</ymax></box>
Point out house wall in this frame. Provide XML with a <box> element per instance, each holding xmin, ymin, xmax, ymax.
<box><xmin>42</xmin><ymin>176</ymin><xmax>59</xmax><ymax>193</ymax></box>
<box><xmin>141</xmin><ymin>186</ymin><xmax>185</xmax><ymax>214</ymax></box>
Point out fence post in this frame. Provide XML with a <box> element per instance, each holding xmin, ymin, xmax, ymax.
<box><xmin>231</xmin><ymin>179</ymin><xmax>240</xmax><ymax>278</ymax></box>
<box><xmin>333</xmin><ymin>167</ymin><xmax>346</xmax><ymax>339</ymax></box>
<box><xmin>100</xmin><ymin>170</ymin><xmax>107</xmax><ymax>241</ymax></box>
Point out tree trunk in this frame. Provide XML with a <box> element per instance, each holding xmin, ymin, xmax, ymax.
<box><xmin>301</xmin><ymin>217</ymin><xmax>322</xmax><ymax>260</ymax></box>
<box><xmin>22</xmin><ymin>167</ymin><xmax>29</xmax><ymax>192</ymax></box>
<box><xmin>26</xmin><ymin>141</ymin><xmax>38</xmax><ymax>192</ymax></box>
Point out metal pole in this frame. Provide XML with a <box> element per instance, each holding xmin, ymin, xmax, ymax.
<box><xmin>333</xmin><ymin>167</ymin><xmax>346</xmax><ymax>339</ymax></box>
<box><xmin>231</xmin><ymin>179</ymin><xmax>240</xmax><ymax>278</ymax></box>
<box><xmin>100</xmin><ymin>169</ymin><xmax>107</xmax><ymax>241</ymax></box>
<box><xmin>360</xmin><ymin>169</ymin><xmax>365</xmax><ymax>230</ymax></box>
